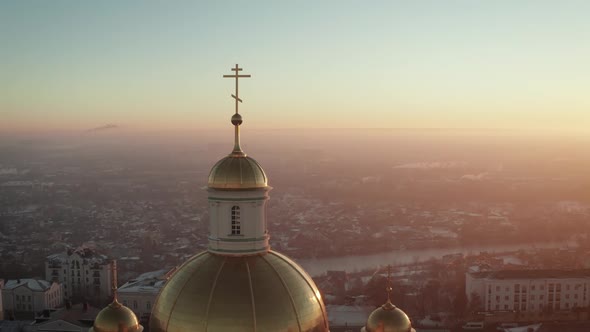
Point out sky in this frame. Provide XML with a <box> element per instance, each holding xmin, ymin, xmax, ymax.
<box><xmin>1</xmin><ymin>1</ymin><xmax>589</xmax><ymax>134</ymax></box>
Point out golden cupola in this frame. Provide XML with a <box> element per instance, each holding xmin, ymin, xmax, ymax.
<box><xmin>364</xmin><ymin>301</ymin><xmax>412</xmax><ymax>332</ymax></box>
<box><xmin>362</xmin><ymin>267</ymin><xmax>413</xmax><ymax>332</ymax></box>
<box><xmin>149</xmin><ymin>65</ymin><xmax>329</xmax><ymax>332</ymax></box>
<box><xmin>90</xmin><ymin>261</ymin><xmax>143</xmax><ymax>332</ymax></box>
<box><xmin>207</xmin><ymin>155</ymin><xmax>267</xmax><ymax>189</ymax></box>
<box><xmin>207</xmin><ymin>109</ymin><xmax>268</xmax><ymax>190</ymax></box>
<box><xmin>90</xmin><ymin>301</ymin><xmax>143</xmax><ymax>332</ymax></box>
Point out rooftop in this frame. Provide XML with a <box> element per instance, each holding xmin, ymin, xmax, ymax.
<box><xmin>118</xmin><ymin>268</ymin><xmax>175</xmax><ymax>294</ymax></box>
<box><xmin>47</xmin><ymin>245</ymin><xmax>110</xmax><ymax>265</ymax></box>
<box><xmin>33</xmin><ymin>303</ymin><xmax>100</xmax><ymax>329</ymax></box>
<box><xmin>0</xmin><ymin>320</ymin><xmax>34</xmax><ymax>332</ymax></box>
<box><xmin>3</xmin><ymin>279</ymin><xmax>53</xmax><ymax>291</ymax></box>
<box><xmin>326</xmin><ymin>305</ymin><xmax>372</xmax><ymax>327</ymax></box>
<box><xmin>469</xmin><ymin>269</ymin><xmax>590</xmax><ymax>280</ymax></box>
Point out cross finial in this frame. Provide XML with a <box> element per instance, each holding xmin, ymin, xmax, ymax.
<box><xmin>386</xmin><ymin>265</ymin><xmax>393</xmax><ymax>302</ymax></box>
<box><xmin>111</xmin><ymin>260</ymin><xmax>118</xmax><ymax>302</ymax></box>
<box><xmin>223</xmin><ymin>64</ymin><xmax>251</xmax><ymax>156</ymax></box>
<box><xmin>223</xmin><ymin>64</ymin><xmax>251</xmax><ymax>115</ymax></box>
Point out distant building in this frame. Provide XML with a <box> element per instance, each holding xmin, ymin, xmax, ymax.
<box><xmin>326</xmin><ymin>304</ymin><xmax>372</xmax><ymax>332</ymax></box>
<box><xmin>319</xmin><ymin>271</ymin><xmax>347</xmax><ymax>304</ymax></box>
<box><xmin>0</xmin><ymin>320</ymin><xmax>35</xmax><ymax>331</ymax></box>
<box><xmin>442</xmin><ymin>253</ymin><xmax>463</xmax><ymax>265</ymax></box>
<box><xmin>117</xmin><ymin>268</ymin><xmax>175</xmax><ymax>321</ymax></box>
<box><xmin>45</xmin><ymin>246</ymin><xmax>113</xmax><ymax>302</ymax></box>
<box><xmin>1</xmin><ymin>279</ymin><xmax>63</xmax><ymax>318</ymax></box>
<box><xmin>466</xmin><ymin>269</ymin><xmax>590</xmax><ymax>314</ymax></box>
<box><xmin>29</xmin><ymin>302</ymin><xmax>99</xmax><ymax>332</ymax></box>
<box><xmin>0</xmin><ymin>279</ymin><xmax>4</xmax><ymax>320</ymax></box>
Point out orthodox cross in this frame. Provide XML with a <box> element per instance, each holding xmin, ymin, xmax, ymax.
<box><xmin>386</xmin><ymin>265</ymin><xmax>393</xmax><ymax>302</ymax></box>
<box><xmin>111</xmin><ymin>260</ymin><xmax>118</xmax><ymax>301</ymax></box>
<box><xmin>223</xmin><ymin>64</ymin><xmax>251</xmax><ymax>114</ymax></box>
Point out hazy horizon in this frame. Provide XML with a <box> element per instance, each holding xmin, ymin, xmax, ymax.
<box><xmin>3</xmin><ymin>126</ymin><xmax>590</xmax><ymax>139</ymax></box>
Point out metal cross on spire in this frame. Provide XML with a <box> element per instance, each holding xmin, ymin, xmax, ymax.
<box><xmin>379</xmin><ymin>264</ymin><xmax>396</xmax><ymax>310</ymax></box>
<box><xmin>386</xmin><ymin>265</ymin><xmax>393</xmax><ymax>302</ymax></box>
<box><xmin>223</xmin><ymin>64</ymin><xmax>251</xmax><ymax>115</ymax></box>
<box><xmin>111</xmin><ymin>260</ymin><xmax>118</xmax><ymax>302</ymax></box>
<box><xmin>223</xmin><ymin>64</ymin><xmax>251</xmax><ymax>156</ymax></box>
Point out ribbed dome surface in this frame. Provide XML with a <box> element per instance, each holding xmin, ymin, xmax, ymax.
<box><xmin>208</xmin><ymin>155</ymin><xmax>267</xmax><ymax>189</ymax></box>
<box><xmin>150</xmin><ymin>250</ymin><xmax>329</xmax><ymax>332</ymax></box>
<box><xmin>365</xmin><ymin>301</ymin><xmax>412</xmax><ymax>332</ymax></box>
<box><xmin>90</xmin><ymin>301</ymin><xmax>143</xmax><ymax>332</ymax></box>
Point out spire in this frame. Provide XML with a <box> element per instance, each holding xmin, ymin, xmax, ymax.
<box><xmin>386</xmin><ymin>265</ymin><xmax>392</xmax><ymax>302</ymax></box>
<box><xmin>382</xmin><ymin>265</ymin><xmax>396</xmax><ymax>310</ymax></box>
<box><xmin>91</xmin><ymin>259</ymin><xmax>143</xmax><ymax>332</ymax></box>
<box><xmin>111</xmin><ymin>260</ymin><xmax>118</xmax><ymax>302</ymax></box>
<box><xmin>223</xmin><ymin>64</ymin><xmax>251</xmax><ymax>156</ymax></box>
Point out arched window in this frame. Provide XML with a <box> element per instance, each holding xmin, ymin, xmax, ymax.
<box><xmin>231</xmin><ymin>206</ymin><xmax>241</xmax><ymax>235</ymax></box>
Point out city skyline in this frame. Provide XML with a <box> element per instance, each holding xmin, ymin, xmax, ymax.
<box><xmin>2</xmin><ymin>1</ymin><xmax>589</xmax><ymax>134</ymax></box>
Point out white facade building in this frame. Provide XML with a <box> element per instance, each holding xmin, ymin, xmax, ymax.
<box><xmin>466</xmin><ymin>270</ymin><xmax>590</xmax><ymax>313</ymax></box>
<box><xmin>25</xmin><ymin>302</ymin><xmax>101</xmax><ymax>332</ymax></box>
<box><xmin>0</xmin><ymin>279</ymin><xmax>4</xmax><ymax>320</ymax></box>
<box><xmin>45</xmin><ymin>246</ymin><xmax>113</xmax><ymax>302</ymax></box>
<box><xmin>1</xmin><ymin>279</ymin><xmax>63</xmax><ymax>316</ymax></box>
<box><xmin>117</xmin><ymin>268</ymin><xmax>175</xmax><ymax>321</ymax></box>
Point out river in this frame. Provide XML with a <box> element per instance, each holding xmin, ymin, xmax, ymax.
<box><xmin>297</xmin><ymin>240</ymin><xmax>576</xmax><ymax>276</ymax></box>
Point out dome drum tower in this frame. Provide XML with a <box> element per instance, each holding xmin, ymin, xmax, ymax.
<box><xmin>205</xmin><ymin>64</ymin><xmax>272</xmax><ymax>256</ymax></box>
<box><xmin>206</xmin><ymin>186</ymin><xmax>271</xmax><ymax>255</ymax></box>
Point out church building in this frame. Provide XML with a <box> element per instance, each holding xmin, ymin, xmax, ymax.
<box><xmin>149</xmin><ymin>64</ymin><xmax>329</xmax><ymax>331</ymax></box>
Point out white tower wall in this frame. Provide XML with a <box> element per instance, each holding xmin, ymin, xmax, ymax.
<box><xmin>207</xmin><ymin>187</ymin><xmax>271</xmax><ymax>255</ymax></box>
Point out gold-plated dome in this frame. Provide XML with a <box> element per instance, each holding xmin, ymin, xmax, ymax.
<box><xmin>150</xmin><ymin>250</ymin><xmax>329</xmax><ymax>332</ymax></box>
<box><xmin>90</xmin><ymin>300</ymin><xmax>143</xmax><ymax>332</ymax></box>
<box><xmin>365</xmin><ymin>301</ymin><xmax>412</xmax><ymax>332</ymax></box>
<box><xmin>208</xmin><ymin>155</ymin><xmax>268</xmax><ymax>189</ymax></box>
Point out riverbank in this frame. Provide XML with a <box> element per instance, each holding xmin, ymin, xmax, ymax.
<box><xmin>297</xmin><ymin>240</ymin><xmax>576</xmax><ymax>276</ymax></box>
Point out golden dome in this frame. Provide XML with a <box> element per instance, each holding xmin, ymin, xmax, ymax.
<box><xmin>150</xmin><ymin>250</ymin><xmax>329</xmax><ymax>332</ymax></box>
<box><xmin>208</xmin><ymin>155</ymin><xmax>268</xmax><ymax>189</ymax></box>
<box><xmin>90</xmin><ymin>300</ymin><xmax>143</xmax><ymax>332</ymax></box>
<box><xmin>365</xmin><ymin>301</ymin><xmax>412</xmax><ymax>332</ymax></box>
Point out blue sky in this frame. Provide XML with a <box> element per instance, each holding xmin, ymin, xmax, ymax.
<box><xmin>1</xmin><ymin>1</ymin><xmax>589</xmax><ymax>133</ymax></box>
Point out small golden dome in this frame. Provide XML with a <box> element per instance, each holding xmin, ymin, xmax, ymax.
<box><xmin>90</xmin><ymin>300</ymin><xmax>143</xmax><ymax>332</ymax></box>
<box><xmin>365</xmin><ymin>301</ymin><xmax>412</xmax><ymax>332</ymax></box>
<box><xmin>150</xmin><ymin>251</ymin><xmax>329</xmax><ymax>332</ymax></box>
<box><xmin>208</xmin><ymin>155</ymin><xmax>267</xmax><ymax>189</ymax></box>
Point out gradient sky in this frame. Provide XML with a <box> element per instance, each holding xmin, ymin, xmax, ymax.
<box><xmin>1</xmin><ymin>1</ymin><xmax>589</xmax><ymax>133</ymax></box>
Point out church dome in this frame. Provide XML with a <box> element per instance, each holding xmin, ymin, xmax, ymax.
<box><xmin>90</xmin><ymin>300</ymin><xmax>143</xmax><ymax>332</ymax></box>
<box><xmin>208</xmin><ymin>155</ymin><xmax>267</xmax><ymax>189</ymax></box>
<box><xmin>150</xmin><ymin>250</ymin><xmax>329</xmax><ymax>332</ymax></box>
<box><xmin>364</xmin><ymin>301</ymin><xmax>412</xmax><ymax>332</ymax></box>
